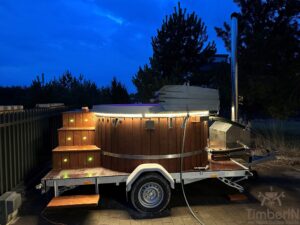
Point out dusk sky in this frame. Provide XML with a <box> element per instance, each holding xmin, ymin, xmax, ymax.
<box><xmin>0</xmin><ymin>0</ymin><xmax>238</xmax><ymax>92</ymax></box>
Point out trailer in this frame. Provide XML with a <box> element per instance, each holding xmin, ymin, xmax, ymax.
<box><xmin>38</xmin><ymin>88</ymin><xmax>258</xmax><ymax>213</ymax></box>
<box><xmin>41</xmin><ymin>160</ymin><xmax>251</xmax><ymax>212</ymax></box>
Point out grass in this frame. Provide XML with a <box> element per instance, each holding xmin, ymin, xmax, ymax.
<box><xmin>250</xmin><ymin>119</ymin><xmax>300</xmax><ymax>164</ymax></box>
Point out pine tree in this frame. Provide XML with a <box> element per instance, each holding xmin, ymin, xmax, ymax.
<box><xmin>110</xmin><ymin>77</ymin><xmax>130</xmax><ymax>104</ymax></box>
<box><xmin>133</xmin><ymin>2</ymin><xmax>216</xmax><ymax>102</ymax></box>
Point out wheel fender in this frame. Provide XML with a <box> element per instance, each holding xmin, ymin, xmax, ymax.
<box><xmin>126</xmin><ymin>163</ymin><xmax>174</xmax><ymax>192</ymax></box>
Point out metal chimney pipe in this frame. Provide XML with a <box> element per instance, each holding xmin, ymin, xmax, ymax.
<box><xmin>230</xmin><ymin>13</ymin><xmax>238</xmax><ymax>122</ymax></box>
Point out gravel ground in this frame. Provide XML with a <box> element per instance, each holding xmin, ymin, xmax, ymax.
<box><xmin>10</xmin><ymin>162</ymin><xmax>300</xmax><ymax>225</ymax></box>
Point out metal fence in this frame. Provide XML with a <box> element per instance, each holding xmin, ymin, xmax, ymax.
<box><xmin>0</xmin><ymin>107</ymin><xmax>67</xmax><ymax>195</ymax></box>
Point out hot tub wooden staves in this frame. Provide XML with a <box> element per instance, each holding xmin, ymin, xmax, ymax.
<box><xmin>95</xmin><ymin>116</ymin><xmax>208</xmax><ymax>173</ymax></box>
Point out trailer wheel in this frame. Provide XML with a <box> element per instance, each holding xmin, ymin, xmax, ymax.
<box><xmin>130</xmin><ymin>173</ymin><xmax>171</xmax><ymax>213</ymax></box>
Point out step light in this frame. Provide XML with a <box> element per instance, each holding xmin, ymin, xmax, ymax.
<box><xmin>63</xmin><ymin>172</ymin><xmax>69</xmax><ymax>179</ymax></box>
<box><xmin>87</xmin><ymin>156</ymin><xmax>93</xmax><ymax>162</ymax></box>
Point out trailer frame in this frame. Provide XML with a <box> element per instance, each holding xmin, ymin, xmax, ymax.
<box><xmin>41</xmin><ymin>159</ymin><xmax>251</xmax><ymax>198</ymax></box>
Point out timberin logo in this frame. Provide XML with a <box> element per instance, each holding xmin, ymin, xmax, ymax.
<box><xmin>258</xmin><ymin>186</ymin><xmax>285</xmax><ymax>207</ymax></box>
<box><xmin>247</xmin><ymin>186</ymin><xmax>299</xmax><ymax>224</ymax></box>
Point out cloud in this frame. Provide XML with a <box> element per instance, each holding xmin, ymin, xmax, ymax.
<box><xmin>105</xmin><ymin>13</ymin><xmax>124</xmax><ymax>25</ymax></box>
<box><xmin>92</xmin><ymin>6</ymin><xmax>124</xmax><ymax>25</ymax></box>
<box><xmin>62</xmin><ymin>0</ymin><xmax>125</xmax><ymax>25</ymax></box>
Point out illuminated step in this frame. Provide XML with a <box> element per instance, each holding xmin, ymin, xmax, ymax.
<box><xmin>52</xmin><ymin>145</ymin><xmax>101</xmax><ymax>169</ymax></box>
<box><xmin>63</xmin><ymin>111</ymin><xmax>96</xmax><ymax>127</ymax></box>
<box><xmin>47</xmin><ymin>195</ymin><xmax>100</xmax><ymax>208</ymax></box>
<box><xmin>52</xmin><ymin>145</ymin><xmax>100</xmax><ymax>152</ymax></box>
<box><xmin>58</xmin><ymin>129</ymin><xmax>96</xmax><ymax>146</ymax></box>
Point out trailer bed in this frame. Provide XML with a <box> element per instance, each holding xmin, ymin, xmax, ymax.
<box><xmin>43</xmin><ymin>167</ymin><xmax>128</xmax><ymax>180</ymax></box>
<box><xmin>41</xmin><ymin>159</ymin><xmax>249</xmax><ymax>191</ymax></box>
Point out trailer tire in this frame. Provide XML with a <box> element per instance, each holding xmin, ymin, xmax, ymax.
<box><xmin>130</xmin><ymin>173</ymin><xmax>171</xmax><ymax>213</ymax></box>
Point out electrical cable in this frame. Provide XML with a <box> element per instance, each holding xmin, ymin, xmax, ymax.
<box><xmin>180</xmin><ymin>115</ymin><xmax>206</xmax><ymax>225</ymax></box>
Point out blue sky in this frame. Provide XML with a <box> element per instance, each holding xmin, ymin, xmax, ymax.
<box><xmin>0</xmin><ymin>0</ymin><xmax>238</xmax><ymax>92</ymax></box>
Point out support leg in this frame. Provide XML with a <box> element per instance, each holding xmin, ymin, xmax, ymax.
<box><xmin>54</xmin><ymin>181</ymin><xmax>59</xmax><ymax>197</ymax></box>
<box><xmin>95</xmin><ymin>178</ymin><xmax>99</xmax><ymax>194</ymax></box>
<box><xmin>218</xmin><ymin>177</ymin><xmax>244</xmax><ymax>192</ymax></box>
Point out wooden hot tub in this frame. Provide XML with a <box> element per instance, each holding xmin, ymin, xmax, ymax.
<box><xmin>94</xmin><ymin>104</ymin><xmax>209</xmax><ymax>173</ymax></box>
<box><xmin>51</xmin><ymin>86</ymin><xmax>219</xmax><ymax>173</ymax></box>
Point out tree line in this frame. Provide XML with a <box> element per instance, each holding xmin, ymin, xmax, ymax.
<box><xmin>0</xmin><ymin>72</ymin><xmax>130</xmax><ymax>108</ymax></box>
<box><xmin>0</xmin><ymin>0</ymin><xmax>299</xmax><ymax>119</ymax></box>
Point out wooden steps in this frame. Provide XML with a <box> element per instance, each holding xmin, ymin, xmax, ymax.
<box><xmin>58</xmin><ymin>128</ymin><xmax>95</xmax><ymax>146</ymax></box>
<box><xmin>47</xmin><ymin>195</ymin><xmax>100</xmax><ymax>208</ymax></box>
<box><xmin>52</xmin><ymin>145</ymin><xmax>100</xmax><ymax>169</ymax></box>
<box><xmin>52</xmin><ymin>109</ymin><xmax>101</xmax><ymax>170</ymax></box>
<box><xmin>63</xmin><ymin>111</ymin><xmax>95</xmax><ymax>127</ymax></box>
<box><xmin>49</xmin><ymin>109</ymin><xmax>101</xmax><ymax>208</ymax></box>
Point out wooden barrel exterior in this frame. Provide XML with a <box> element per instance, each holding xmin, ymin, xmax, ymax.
<box><xmin>96</xmin><ymin>116</ymin><xmax>208</xmax><ymax>173</ymax></box>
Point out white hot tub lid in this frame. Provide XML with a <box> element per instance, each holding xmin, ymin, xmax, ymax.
<box><xmin>92</xmin><ymin>85</ymin><xmax>219</xmax><ymax>117</ymax></box>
